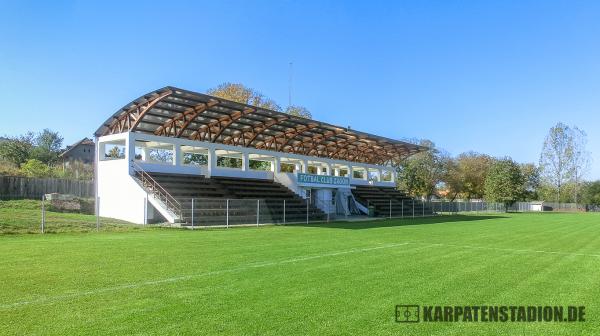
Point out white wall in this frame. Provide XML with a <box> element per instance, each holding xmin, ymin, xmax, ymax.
<box><xmin>97</xmin><ymin>158</ymin><xmax>149</xmax><ymax>224</ymax></box>
<box><xmin>274</xmin><ymin>172</ymin><xmax>305</xmax><ymax>198</ymax></box>
<box><xmin>121</xmin><ymin>132</ymin><xmax>397</xmax><ymax>184</ymax></box>
<box><xmin>96</xmin><ymin>132</ymin><xmax>399</xmax><ymax>224</ymax></box>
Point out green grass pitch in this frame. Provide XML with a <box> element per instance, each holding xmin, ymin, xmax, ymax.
<box><xmin>1</xmin><ymin>210</ymin><xmax>599</xmax><ymax>335</ymax></box>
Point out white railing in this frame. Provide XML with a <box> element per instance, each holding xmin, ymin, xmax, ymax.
<box><xmin>130</xmin><ymin>160</ymin><xmax>182</xmax><ymax>218</ymax></box>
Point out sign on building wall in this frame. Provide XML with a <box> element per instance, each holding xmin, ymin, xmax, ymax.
<box><xmin>297</xmin><ymin>173</ymin><xmax>350</xmax><ymax>186</ymax></box>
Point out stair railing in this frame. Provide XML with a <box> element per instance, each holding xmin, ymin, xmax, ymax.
<box><xmin>130</xmin><ymin>160</ymin><xmax>182</xmax><ymax>219</ymax></box>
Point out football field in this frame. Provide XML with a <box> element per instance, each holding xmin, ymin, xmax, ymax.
<box><xmin>1</xmin><ymin>213</ymin><xmax>599</xmax><ymax>335</ymax></box>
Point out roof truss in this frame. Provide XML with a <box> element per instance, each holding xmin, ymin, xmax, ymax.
<box><xmin>95</xmin><ymin>87</ymin><xmax>426</xmax><ymax>164</ymax></box>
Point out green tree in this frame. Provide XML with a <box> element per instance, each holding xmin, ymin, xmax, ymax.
<box><xmin>581</xmin><ymin>181</ymin><xmax>600</xmax><ymax>207</ymax></box>
<box><xmin>397</xmin><ymin>140</ymin><xmax>448</xmax><ymax>200</ymax></box>
<box><xmin>520</xmin><ymin>163</ymin><xmax>541</xmax><ymax>200</ymax></box>
<box><xmin>443</xmin><ymin>157</ymin><xmax>463</xmax><ymax>201</ymax></box>
<box><xmin>484</xmin><ymin>158</ymin><xmax>525</xmax><ymax>210</ymax></box>
<box><xmin>444</xmin><ymin>152</ymin><xmax>494</xmax><ymax>200</ymax></box>
<box><xmin>31</xmin><ymin>129</ymin><xmax>63</xmax><ymax>164</ymax></box>
<box><xmin>20</xmin><ymin>159</ymin><xmax>51</xmax><ymax>177</ymax></box>
<box><xmin>0</xmin><ymin>133</ymin><xmax>34</xmax><ymax>167</ymax></box>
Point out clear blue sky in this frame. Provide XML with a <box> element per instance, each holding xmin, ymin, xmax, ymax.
<box><xmin>1</xmin><ymin>1</ymin><xmax>599</xmax><ymax>178</ymax></box>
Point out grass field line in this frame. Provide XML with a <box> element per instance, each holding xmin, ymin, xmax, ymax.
<box><xmin>4</xmin><ymin>240</ymin><xmax>599</xmax><ymax>311</ymax></box>
<box><xmin>414</xmin><ymin>242</ymin><xmax>600</xmax><ymax>258</ymax></box>
<box><xmin>0</xmin><ymin>242</ymin><xmax>412</xmax><ymax>310</ymax></box>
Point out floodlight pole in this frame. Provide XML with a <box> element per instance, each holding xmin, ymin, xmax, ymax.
<box><xmin>226</xmin><ymin>199</ymin><xmax>229</xmax><ymax>228</ymax></box>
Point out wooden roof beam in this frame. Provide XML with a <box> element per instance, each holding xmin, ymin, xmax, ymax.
<box><xmin>105</xmin><ymin>90</ymin><xmax>172</xmax><ymax>135</ymax></box>
<box><xmin>154</xmin><ymin>99</ymin><xmax>219</xmax><ymax>137</ymax></box>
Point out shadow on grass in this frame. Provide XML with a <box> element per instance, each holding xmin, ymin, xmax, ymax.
<box><xmin>293</xmin><ymin>214</ymin><xmax>509</xmax><ymax>230</ymax></box>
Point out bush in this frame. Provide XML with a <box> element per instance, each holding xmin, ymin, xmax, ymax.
<box><xmin>20</xmin><ymin>159</ymin><xmax>51</xmax><ymax>177</ymax></box>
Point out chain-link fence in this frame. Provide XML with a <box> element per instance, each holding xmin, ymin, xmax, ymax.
<box><xmin>2</xmin><ymin>195</ymin><xmax>594</xmax><ymax>234</ymax></box>
<box><xmin>177</xmin><ymin>198</ymin><xmax>495</xmax><ymax>228</ymax></box>
<box><xmin>180</xmin><ymin>197</ymin><xmax>336</xmax><ymax>228</ymax></box>
<box><xmin>177</xmin><ymin>198</ymin><xmax>595</xmax><ymax>228</ymax></box>
<box><xmin>0</xmin><ymin>195</ymin><xmax>138</xmax><ymax>234</ymax></box>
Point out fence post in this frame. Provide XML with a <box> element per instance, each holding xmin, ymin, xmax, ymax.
<box><xmin>96</xmin><ymin>197</ymin><xmax>100</xmax><ymax>231</ymax></box>
<box><xmin>306</xmin><ymin>198</ymin><xmax>309</xmax><ymax>224</ymax></box>
<box><xmin>402</xmin><ymin>199</ymin><xmax>404</xmax><ymax>218</ymax></box>
<box><xmin>389</xmin><ymin>199</ymin><xmax>392</xmax><ymax>219</ymax></box>
<box><xmin>283</xmin><ymin>199</ymin><xmax>286</xmax><ymax>224</ymax></box>
<box><xmin>422</xmin><ymin>200</ymin><xmax>425</xmax><ymax>217</ymax></box>
<box><xmin>257</xmin><ymin>199</ymin><xmax>260</xmax><ymax>227</ymax></box>
<box><xmin>412</xmin><ymin>200</ymin><xmax>415</xmax><ymax>218</ymax></box>
<box><xmin>191</xmin><ymin>198</ymin><xmax>195</xmax><ymax>229</ymax></box>
<box><xmin>226</xmin><ymin>199</ymin><xmax>229</xmax><ymax>228</ymax></box>
<box><xmin>41</xmin><ymin>194</ymin><xmax>45</xmax><ymax>234</ymax></box>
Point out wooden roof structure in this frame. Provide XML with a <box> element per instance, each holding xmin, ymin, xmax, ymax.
<box><xmin>95</xmin><ymin>86</ymin><xmax>426</xmax><ymax>165</ymax></box>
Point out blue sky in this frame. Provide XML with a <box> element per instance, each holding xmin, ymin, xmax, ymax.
<box><xmin>1</xmin><ymin>1</ymin><xmax>599</xmax><ymax>178</ymax></box>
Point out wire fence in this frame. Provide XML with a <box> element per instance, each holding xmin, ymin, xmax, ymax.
<box><xmin>177</xmin><ymin>198</ymin><xmax>479</xmax><ymax>228</ymax></box>
<box><xmin>178</xmin><ymin>198</ymin><xmax>593</xmax><ymax>228</ymax></box>
<box><xmin>0</xmin><ymin>195</ymin><xmax>106</xmax><ymax>234</ymax></box>
<box><xmin>1</xmin><ymin>195</ymin><xmax>594</xmax><ymax>234</ymax></box>
<box><xmin>180</xmin><ymin>198</ymin><xmax>336</xmax><ymax>228</ymax></box>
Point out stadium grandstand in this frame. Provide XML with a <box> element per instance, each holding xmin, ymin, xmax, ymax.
<box><xmin>94</xmin><ymin>86</ymin><xmax>432</xmax><ymax>226</ymax></box>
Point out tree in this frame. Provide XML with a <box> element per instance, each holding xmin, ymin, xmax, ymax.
<box><xmin>0</xmin><ymin>133</ymin><xmax>34</xmax><ymax>167</ymax></box>
<box><xmin>484</xmin><ymin>158</ymin><xmax>525</xmax><ymax>210</ymax></box>
<box><xmin>444</xmin><ymin>152</ymin><xmax>494</xmax><ymax>200</ymax></box>
<box><xmin>285</xmin><ymin>105</ymin><xmax>312</xmax><ymax>119</ymax></box>
<box><xmin>443</xmin><ymin>158</ymin><xmax>463</xmax><ymax>201</ymax></box>
<box><xmin>539</xmin><ymin>123</ymin><xmax>589</xmax><ymax>204</ymax></box>
<box><xmin>396</xmin><ymin>140</ymin><xmax>448</xmax><ymax>200</ymax></box>
<box><xmin>207</xmin><ymin>82</ymin><xmax>313</xmax><ymax>119</ymax></box>
<box><xmin>31</xmin><ymin>129</ymin><xmax>63</xmax><ymax>164</ymax></box>
<box><xmin>570</xmin><ymin>126</ymin><xmax>590</xmax><ymax>204</ymax></box>
<box><xmin>520</xmin><ymin>163</ymin><xmax>541</xmax><ymax>200</ymax></box>
<box><xmin>107</xmin><ymin>146</ymin><xmax>124</xmax><ymax>159</ymax></box>
<box><xmin>207</xmin><ymin>83</ymin><xmax>282</xmax><ymax>111</ymax></box>
<box><xmin>581</xmin><ymin>181</ymin><xmax>600</xmax><ymax>207</ymax></box>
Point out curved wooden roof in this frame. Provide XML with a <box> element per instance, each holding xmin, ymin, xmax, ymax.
<box><xmin>95</xmin><ymin>86</ymin><xmax>426</xmax><ymax>165</ymax></box>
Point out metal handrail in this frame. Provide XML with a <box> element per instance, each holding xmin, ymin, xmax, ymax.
<box><xmin>130</xmin><ymin>160</ymin><xmax>182</xmax><ymax>218</ymax></box>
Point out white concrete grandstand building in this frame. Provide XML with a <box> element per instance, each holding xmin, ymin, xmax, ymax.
<box><xmin>94</xmin><ymin>87</ymin><xmax>430</xmax><ymax>225</ymax></box>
